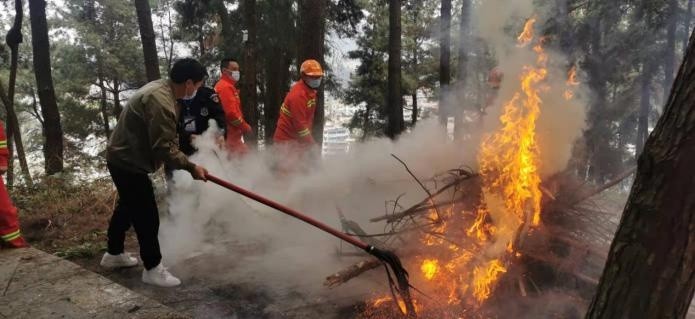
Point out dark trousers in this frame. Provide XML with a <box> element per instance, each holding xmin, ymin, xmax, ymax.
<box><xmin>107</xmin><ymin>162</ymin><xmax>162</xmax><ymax>270</ymax></box>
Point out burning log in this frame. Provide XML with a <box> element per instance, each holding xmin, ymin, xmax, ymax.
<box><xmin>325</xmin><ymin>258</ymin><xmax>381</xmax><ymax>288</ymax></box>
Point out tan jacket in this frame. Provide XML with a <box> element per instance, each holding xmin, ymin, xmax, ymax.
<box><xmin>106</xmin><ymin>79</ymin><xmax>194</xmax><ymax>174</ymax></box>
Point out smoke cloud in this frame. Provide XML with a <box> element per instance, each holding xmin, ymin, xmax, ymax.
<box><xmin>159</xmin><ymin>120</ymin><xmax>472</xmax><ymax>303</ymax></box>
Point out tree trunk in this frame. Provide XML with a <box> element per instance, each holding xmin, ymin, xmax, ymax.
<box><xmin>411</xmin><ymin>93</ymin><xmax>418</xmax><ymax>126</ymax></box>
<box><xmin>636</xmin><ymin>61</ymin><xmax>653</xmax><ymax>156</ymax></box>
<box><xmin>297</xmin><ymin>0</ymin><xmax>326</xmax><ymax>146</ymax></box>
<box><xmin>29</xmin><ymin>0</ymin><xmax>63</xmax><ymax>175</ymax></box>
<box><xmin>242</xmin><ymin>0</ymin><xmax>258</xmax><ymax>147</ymax></box>
<box><xmin>97</xmin><ymin>62</ymin><xmax>111</xmax><ymax>138</ymax></box>
<box><xmin>664</xmin><ymin>0</ymin><xmax>678</xmax><ymax>101</ymax></box>
<box><xmin>3</xmin><ymin>0</ymin><xmax>32</xmax><ymax>187</ymax></box>
<box><xmin>438</xmin><ymin>0</ymin><xmax>452</xmax><ymax>126</ymax></box>
<box><xmin>264</xmin><ymin>51</ymin><xmax>290</xmax><ymax>145</ymax></box>
<box><xmin>112</xmin><ymin>78</ymin><xmax>122</xmax><ymax>118</ymax></box>
<box><xmin>386</xmin><ymin>0</ymin><xmax>404</xmax><ymax>139</ymax></box>
<box><xmin>454</xmin><ymin>0</ymin><xmax>470</xmax><ymax>139</ymax></box>
<box><xmin>134</xmin><ymin>0</ymin><xmax>161</xmax><ymax>82</ymax></box>
<box><xmin>684</xmin><ymin>0</ymin><xmax>694</xmax><ymax>53</ymax></box>
<box><xmin>585</xmin><ymin>28</ymin><xmax>695</xmax><ymax>319</ymax></box>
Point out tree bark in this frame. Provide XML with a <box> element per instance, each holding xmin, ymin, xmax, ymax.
<box><xmin>454</xmin><ymin>0</ymin><xmax>470</xmax><ymax>139</ymax></box>
<box><xmin>3</xmin><ymin>0</ymin><xmax>32</xmax><ymax>187</ymax></box>
<box><xmin>297</xmin><ymin>0</ymin><xmax>326</xmax><ymax>146</ymax></box>
<box><xmin>438</xmin><ymin>0</ymin><xmax>452</xmax><ymax>126</ymax></box>
<box><xmin>97</xmin><ymin>61</ymin><xmax>111</xmax><ymax>138</ymax></box>
<box><xmin>684</xmin><ymin>0</ymin><xmax>694</xmax><ymax>51</ymax></box>
<box><xmin>636</xmin><ymin>61</ymin><xmax>653</xmax><ymax>156</ymax></box>
<box><xmin>29</xmin><ymin>0</ymin><xmax>64</xmax><ymax>175</ymax></box>
<box><xmin>585</xmin><ymin>28</ymin><xmax>695</xmax><ymax>319</ymax></box>
<box><xmin>242</xmin><ymin>0</ymin><xmax>258</xmax><ymax>147</ymax></box>
<box><xmin>112</xmin><ymin>78</ymin><xmax>122</xmax><ymax>118</ymax></box>
<box><xmin>386</xmin><ymin>0</ymin><xmax>404</xmax><ymax>139</ymax></box>
<box><xmin>664</xmin><ymin>0</ymin><xmax>678</xmax><ymax>101</ymax></box>
<box><xmin>264</xmin><ymin>51</ymin><xmax>290</xmax><ymax>145</ymax></box>
<box><xmin>134</xmin><ymin>0</ymin><xmax>161</xmax><ymax>82</ymax></box>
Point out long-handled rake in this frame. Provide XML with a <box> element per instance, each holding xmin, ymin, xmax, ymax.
<box><xmin>205</xmin><ymin>173</ymin><xmax>417</xmax><ymax>317</ymax></box>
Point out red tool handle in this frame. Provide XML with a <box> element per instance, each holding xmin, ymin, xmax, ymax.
<box><xmin>205</xmin><ymin>173</ymin><xmax>371</xmax><ymax>251</ymax></box>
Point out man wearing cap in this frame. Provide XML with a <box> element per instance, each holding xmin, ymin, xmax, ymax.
<box><xmin>273</xmin><ymin>59</ymin><xmax>323</xmax><ymax>173</ymax></box>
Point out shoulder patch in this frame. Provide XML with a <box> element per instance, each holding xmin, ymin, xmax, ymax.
<box><xmin>210</xmin><ymin>94</ymin><xmax>220</xmax><ymax>103</ymax></box>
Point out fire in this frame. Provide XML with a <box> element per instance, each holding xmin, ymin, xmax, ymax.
<box><xmin>517</xmin><ymin>18</ymin><xmax>536</xmax><ymax>47</ymax></box>
<box><xmin>364</xmin><ymin>16</ymin><xmax>554</xmax><ymax>317</ymax></box>
<box><xmin>369</xmin><ymin>295</ymin><xmax>421</xmax><ymax>315</ymax></box>
<box><xmin>472</xmin><ymin>260</ymin><xmax>508</xmax><ymax>302</ymax></box>
<box><xmin>421</xmin><ymin>259</ymin><xmax>440</xmax><ymax>280</ymax></box>
<box><xmin>564</xmin><ymin>65</ymin><xmax>580</xmax><ymax>100</ymax></box>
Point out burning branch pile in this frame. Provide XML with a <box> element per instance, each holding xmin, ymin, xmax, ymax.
<box><xmin>324</xmin><ymin>19</ymin><xmax>629</xmax><ymax>318</ymax></box>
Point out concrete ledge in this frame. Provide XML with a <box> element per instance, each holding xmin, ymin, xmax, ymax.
<box><xmin>0</xmin><ymin>247</ymin><xmax>189</xmax><ymax>319</ymax></box>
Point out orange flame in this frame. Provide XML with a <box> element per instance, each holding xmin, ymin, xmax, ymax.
<box><xmin>517</xmin><ymin>18</ymin><xmax>536</xmax><ymax>47</ymax></box>
<box><xmin>472</xmin><ymin>260</ymin><xmax>507</xmax><ymax>302</ymax></box>
<box><xmin>564</xmin><ymin>65</ymin><xmax>580</xmax><ymax>100</ymax></box>
<box><xmin>421</xmin><ymin>259</ymin><xmax>439</xmax><ymax>280</ymax></box>
<box><xmin>364</xmin><ymin>17</ymin><xmax>551</xmax><ymax>317</ymax></box>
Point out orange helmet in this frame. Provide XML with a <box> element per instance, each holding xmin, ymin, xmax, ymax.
<box><xmin>300</xmin><ymin>59</ymin><xmax>324</xmax><ymax>77</ymax></box>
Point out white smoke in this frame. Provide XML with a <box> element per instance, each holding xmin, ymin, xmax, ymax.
<box><xmin>159</xmin><ymin>120</ymin><xmax>472</xmax><ymax>302</ymax></box>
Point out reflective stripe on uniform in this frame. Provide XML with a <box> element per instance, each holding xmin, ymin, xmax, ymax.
<box><xmin>1</xmin><ymin>229</ymin><xmax>21</xmax><ymax>242</ymax></box>
<box><xmin>230</xmin><ymin>118</ymin><xmax>242</xmax><ymax>126</ymax></box>
<box><xmin>0</xmin><ymin>140</ymin><xmax>7</xmax><ymax>147</ymax></box>
<box><xmin>280</xmin><ymin>104</ymin><xmax>292</xmax><ymax>117</ymax></box>
<box><xmin>297</xmin><ymin>128</ymin><xmax>311</xmax><ymax>137</ymax></box>
<box><xmin>306</xmin><ymin>99</ymin><xmax>316</xmax><ymax>108</ymax></box>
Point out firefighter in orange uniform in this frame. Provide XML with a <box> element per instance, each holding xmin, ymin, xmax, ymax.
<box><xmin>0</xmin><ymin>121</ymin><xmax>28</xmax><ymax>249</ymax></box>
<box><xmin>215</xmin><ymin>58</ymin><xmax>252</xmax><ymax>156</ymax></box>
<box><xmin>273</xmin><ymin>59</ymin><xmax>323</xmax><ymax>172</ymax></box>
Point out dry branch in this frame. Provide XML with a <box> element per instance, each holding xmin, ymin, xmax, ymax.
<box><xmin>325</xmin><ymin>259</ymin><xmax>381</xmax><ymax>288</ymax></box>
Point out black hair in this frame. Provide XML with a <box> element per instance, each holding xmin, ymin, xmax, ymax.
<box><xmin>220</xmin><ymin>57</ymin><xmax>238</xmax><ymax>70</ymax></box>
<box><xmin>169</xmin><ymin>58</ymin><xmax>208</xmax><ymax>84</ymax></box>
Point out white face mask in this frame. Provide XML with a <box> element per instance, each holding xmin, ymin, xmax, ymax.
<box><xmin>230</xmin><ymin>71</ymin><xmax>240</xmax><ymax>82</ymax></box>
<box><xmin>306</xmin><ymin>78</ymin><xmax>322</xmax><ymax>89</ymax></box>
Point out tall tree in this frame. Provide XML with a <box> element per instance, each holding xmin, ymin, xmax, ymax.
<box><xmin>386</xmin><ymin>0</ymin><xmax>404</xmax><ymax>139</ymax></box>
<box><xmin>297</xmin><ymin>0</ymin><xmax>326</xmax><ymax>145</ymax></box>
<box><xmin>241</xmin><ymin>0</ymin><xmax>258</xmax><ymax>146</ymax></box>
<box><xmin>29</xmin><ymin>0</ymin><xmax>64</xmax><ymax>175</ymax></box>
<box><xmin>636</xmin><ymin>60</ymin><xmax>654</xmax><ymax>156</ymax></box>
<box><xmin>261</xmin><ymin>0</ymin><xmax>294</xmax><ymax>144</ymax></box>
<box><xmin>134</xmin><ymin>0</ymin><xmax>161</xmax><ymax>81</ymax></box>
<box><xmin>663</xmin><ymin>0</ymin><xmax>678</xmax><ymax>101</ymax></box>
<box><xmin>684</xmin><ymin>0</ymin><xmax>694</xmax><ymax>51</ymax></box>
<box><xmin>585</xmin><ymin>28</ymin><xmax>695</xmax><ymax>319</ymax></box>
<box><xmin>454</xmin><ymin>0</ymin><xmax>470</xmax><ymax>139</ymax></box>
<box><xmin>4</xmin><ymin>0</ymin><xmax>33</xmax><ymax>187</ymax></box>
<box><xmin>438</xmin><ymin>0</ymin><xmax>451</xmax><ymax>126</ymax></box>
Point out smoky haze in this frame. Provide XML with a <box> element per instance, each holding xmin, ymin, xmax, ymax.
<box><xmin>159</xmin><ymin>120</ymin><xmax>472</xmax><ymax>304</ymax></box>
<box><xmin>156</xmin><ymin>0</ymin><xmax>589</xmax><ymax>313</ymax></box>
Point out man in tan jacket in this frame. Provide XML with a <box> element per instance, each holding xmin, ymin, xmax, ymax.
<box><xmin>101</xmin><ymin>58</ymin><xmax>208</xmax><ymax>287</ymax></box>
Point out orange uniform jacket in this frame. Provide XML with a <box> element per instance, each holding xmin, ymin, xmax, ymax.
<box><xmin>0</xmin><ymin>121</ymin><xmax>25</xmax><ymax>247</ymax></box>
<box><xmin>273</xmin><ymin>80</ymin><xmax>317</xmax><ymax>145</ymax></box>
<box><xmin>215</xmin><ymin>73</ymin><xmax>252</xmax><ymax>153</ymax></box>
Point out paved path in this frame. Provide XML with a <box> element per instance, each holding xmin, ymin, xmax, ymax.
<box><xmin>0</xmin><ymin>248</ymin><xmax>188</xmax><ymax>319</ymax></box>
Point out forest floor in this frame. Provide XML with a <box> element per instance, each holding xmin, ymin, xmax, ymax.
<box><xmin>13</xmin><ymin>177</ymin><xmax>365</xmax><ymax>319</ymax></box>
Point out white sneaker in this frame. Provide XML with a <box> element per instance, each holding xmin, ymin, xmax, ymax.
<box><xmin>142</xmin><ymin>264</ymin><xmax>181</xmax><ymax>287</ymax></box>
<box><xmin>100</xmin><ymin>252</ymin><xmax>138</xmax><ymax>268</ymax></box>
